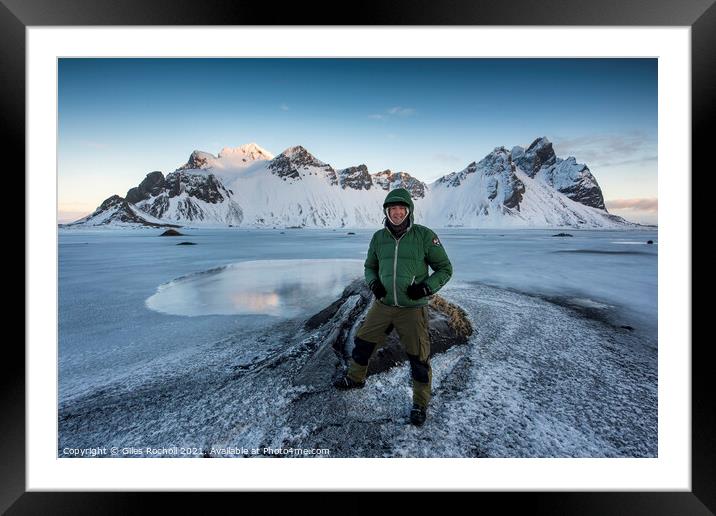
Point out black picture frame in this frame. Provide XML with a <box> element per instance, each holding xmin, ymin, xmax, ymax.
<box><xmin>8</xmin><ymin>0</ymin><xmax>708</xmax><ymax>512</ymax></box>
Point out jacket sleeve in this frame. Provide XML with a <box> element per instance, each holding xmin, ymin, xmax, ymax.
<box><xmin>364</xmin><ymin>233</ymin><xmax>380</xmax><ymax>287</ymax></box>
<box><xmin>423</xmin><ymin>229</ymin><xmax>452</xmax><ymax>294</ymax></box>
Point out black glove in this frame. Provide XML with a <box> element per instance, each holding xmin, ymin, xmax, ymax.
<box><xmin>407</xmin><ymin>282</ymin><xmax>431</xmax><ymax>300</ymax></box>
<box><xmin>370</xmin><ymin>280</ymin><xmax>387</xmax><ymax>299</ymax></box>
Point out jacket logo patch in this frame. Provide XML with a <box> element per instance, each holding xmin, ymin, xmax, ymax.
<box><xmin>432</xmin><ymin>237</ymin><xmax>441</xmax><ymax>246</ymax></box>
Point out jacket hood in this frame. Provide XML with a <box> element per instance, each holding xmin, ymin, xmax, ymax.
<box><xmin>382</xmin><ymin>188</ymin><xmax>415</xmax><ymax>225</ymax></box>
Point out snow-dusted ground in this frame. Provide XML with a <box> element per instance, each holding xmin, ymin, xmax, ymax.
<box><xmin>58</xmin><ymin>226</ymin><xmax>657</xmax><ymax>457</ymax></box>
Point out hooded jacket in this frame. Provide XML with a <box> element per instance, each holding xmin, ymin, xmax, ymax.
<box><xmin>364</xmin><ymin>188</ymin><xmax>453</xmax><ymax>307</ymax></box>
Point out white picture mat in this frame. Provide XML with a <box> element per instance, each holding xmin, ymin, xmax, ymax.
<box><xmin>27</xmin><ymin>26</ymin><xmax>690</xmax><ymax>491</ymax></box>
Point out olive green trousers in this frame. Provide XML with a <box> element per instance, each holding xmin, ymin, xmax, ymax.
<box><xmin>348</xmin><ymin>299</ymin><xmax>432</xmax><ymax>408</ymax></box>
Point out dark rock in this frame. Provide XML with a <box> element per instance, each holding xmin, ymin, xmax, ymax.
<box><xmin>294</xmin><ymin>278</ymin><xmax>473</xmax><ymax>389</ymax></box>
<box><xmin>125</xmin><ymin>171</ymin><xmax>165</xmax><ymax>204</ymax></box>
<box><xmin>553</xmin><ymin>233</ymin><xmax>574</xmax><ymax>237</ymax></box>
<box><xmin>621</xmin><ymin>325</ymin><xmax>635</xmax><ymax>331</ymax></box>
<box><xmin>176</xmin><ymin>150</ymin><xmax>216</xmax><ymax>171</ymax></box>
<box><xmin>365</xmin><ymin>295</ymin><xmax>472</xmax><ymax>378</ymax></box>
<box><xmin>647</xmin><ymin>240</ymin><xmax>653</xmax><ymax>244</ymax></box>
<box><xmin>176</xmin><ymin>241</ymin><xmax>196</xmax><ymax>245</ymax></box>
<box><xmin>127</xmin><ymin>169</ymin><xmax>242</xmax><ymax>224</ymax></box>
<box><xmin>164</xmin><ymin>171</ymin><xmax>226</xmax><ymax>203</ymax></box>
<box><xmin>268</xmin><ymin>146</ymin><xmax>338</xmax><ymax>185</ymax></box>
<box><xmin>160</xmin><ymin>229</ymin><xmax>184</xmax><ymax>236</ymax></box>
<box><xmin>512</xmin><ymin>137</ymin><xmax>606</xmax><ymax>210</ymax></box>
<box><xmin>513</xmin><ymin>137</ymin><xmax>557</xmax><ymax>178</ymax></box>
<box><xmin>338</xmin><ymin>164</ymin><xmax>373</xmax><ymax>191</ymax></box>
<box><xmin>372</xmin><ymin>169</ymin><xmax>426</xmax><ymax>199</ymax></box>
<box><xmin>550</xmin><ymin>163</ymin><xmax>606</xmax><ymax>210</ymax></box>
<box><xmin>347</xmin><ymin>232</ymin><xmax>355</xmax><ymax>235</ymax></box>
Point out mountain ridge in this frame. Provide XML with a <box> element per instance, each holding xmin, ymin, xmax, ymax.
<box><xmin>60</xmin><ymin>137</ymin><xmax>644</xmax><ymax>230</ymax></box>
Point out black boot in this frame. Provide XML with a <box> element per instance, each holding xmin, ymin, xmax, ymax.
<box><xmin>410</xmin><ymin>404</ymin><xmax>427</xmax><ymax>426</ymax></box>
<box><xmin>333</xmin><ymin>374</ymin><xmax>365</xmax><ymax>390</ymax></box>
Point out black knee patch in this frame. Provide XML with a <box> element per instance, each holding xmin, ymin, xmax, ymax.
<box><xmin>407</xmin><ymin>353</ymin><xmax>430</xmax><ymax>383</ymax></box>
<box><xmin>352</xmin><ymin>337</ymin><xmax>378</xmax><ymax>366</ymax></box>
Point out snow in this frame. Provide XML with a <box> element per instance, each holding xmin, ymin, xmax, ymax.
<box><xmin>423</xmin><ymin>164</ymin><xmax>617</xmax><ymax>229</ymax></box>
<box><xmin>217</xmin><ymin>142</ymin><xmax>274</xmax><ymax>161</ymax></box>
<box><xmin>537</xmin><ymin>156</ymin><xmax>598</xmax><ymax>194</ymax></box>
<box><xmin>217</xmin><ymin>159</ymin><xmax>389</xmax><ymax>228</ymax></box>
<box><xmin>58</xmin><ymin>226</ymin><xmax>657</xmax><ymax>458</ymax></box>
<box><xmin>182</xmin><ymin>150</ymin><xmax>217</xmax><ymax>169</ymax></box>
<box><xmin>135</xmin><ymin>189</ymin><xmax>243</xmax><ymax>225</ymax></box>
<box><xmin>65</xmin><ymin>140</ymin><xmax>643</xmax><ymax>230</ymax></box>
<box><xmin>128</xmin><ymin>204</ymin><xmax>171</xmax><ymax>225</ymax></box>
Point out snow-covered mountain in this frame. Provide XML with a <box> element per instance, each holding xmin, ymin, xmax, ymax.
<box><xmin>372</xmin><ymin>169</ymin><xmax>426</xmax><ymax>199</ymax></box>
<box><xmin>176</xmin><ymin>143</ymin><xmax>274</xmax><ymax>172</ymax></box>
<box><xmin>218</xmin><ymin>145</ymin><xmax>393</xmax><ymax>227</ymax></box>
<box><xmin>423</xmin><ymin>138</ymin><xmax>629</xmax><ymax>228</ymax></box>
<box><xmin>61</xmin><ymin>194</ymin><xmax>182</xmax><ymax>228</ymax></box>
<box><xmin>129</xmin><ymin>169</ymin><xmax>243</xmax><ymax>225</ymax></box>
<box><xmin>61</xmin><ymin>137</ymin><xmax>642</xmax><ymax>229</ymax></box>
<box><xmin>512</xmin><ymin>137</ymin><xmax>605</xmax><ymax>210</ymax></box>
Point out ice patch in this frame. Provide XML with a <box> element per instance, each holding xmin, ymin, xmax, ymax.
<box><xmin>145</xmin><ymin>259</ymin><xmax>364</xmax><ymax>317</ymax></box>
<box><xmin>567</xmin><ymin>297</ymin><xmax>612</xmax><ymax>309</ymax></box>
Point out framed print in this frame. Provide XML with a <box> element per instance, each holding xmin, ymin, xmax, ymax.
<box><xmin>8</xmin><ymin>0</ymin><xmax>710</xmax><ymax>512</ymax></box>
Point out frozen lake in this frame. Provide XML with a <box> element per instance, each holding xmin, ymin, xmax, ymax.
<box><xmin>58</xmin><ymin>226</ymin><xmax>658</xmax><ymax>457</ymax></box>
<box><xmin>145</xmin><ymin>258</ymin><xmax>365</xmax><ymax>317</ymax></box>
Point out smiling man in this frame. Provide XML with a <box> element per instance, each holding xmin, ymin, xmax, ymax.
<box><xmin>333</xmin><ymin>187</ymin><xmax>453</xmax><ymax>427</ymax></box>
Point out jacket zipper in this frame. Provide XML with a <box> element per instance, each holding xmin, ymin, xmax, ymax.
<box><xmin>393</xmin><ymin>237</ymin><xmax>400</xmax><ymax>306</ymax></box>
<box><xmin>386</xmin><ymin>225</ymin><xmax>412</xmax><ymax>307</ymax></box>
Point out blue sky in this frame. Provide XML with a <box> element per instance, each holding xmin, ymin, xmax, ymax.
<box><xmin>58</xmin><ymin>58</ymin><xmax>658</xmax><ymax>224</ymax></box>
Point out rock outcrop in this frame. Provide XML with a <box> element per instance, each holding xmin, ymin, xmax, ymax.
<box><xmin>294</xmin><ymin>278</ymin><xmax>473</xmax><ymax>389</ymax></box>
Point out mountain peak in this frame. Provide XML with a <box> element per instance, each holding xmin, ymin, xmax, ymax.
<box><xmin>514</xmin><ymin>137</ymin><xmax>557</xmax><ymax>178</ymax></box>
<box><xmin>274</xmin><ymin>145</ymin><xmax>329</xmax><ymax>168</ymax></box>
<box><xmin>512</xmin><ymin>137</ymin><xmax>605</xmax><ymax>210</ymax></box>
<box><xmin>371</xmin><ymin>169</ymin><xmax>426</xmax><ymax>198</ymax></box>
<box><xmin>176</xmin><ymin>150</ymin><xmax>217</xmax><ymax>171</ymax></box>
<box><xmin>218</xmin><ymin>142</ymin><xmax>274</xmax><ymax>161</ymax></box>
<box><xmin>527</xmin><ymin>136</ymin><xmax>551</xmax><ymax>150</ymax></box>
<box><xmin>64</xmin><ymin>136</ymin><xmax>628</xmax><ymax>229</ymax></box>
<box><xmin>337</xmin><ymin>164</ymin><xmax>372</xmax><ymax>191</ymax></box>
<box><xmin>268</xmin><ymin>145</ymin><xmax>335</xmax><ymax>183</ymax></box>
<box><xmin>280</xmin><ymin>145</ymin><xmax>319</xmax><ymax>160</ymax></box>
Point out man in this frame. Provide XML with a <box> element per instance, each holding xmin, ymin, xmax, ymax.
<box><xmin>333</xmin><ymin>187</ymin><xmax>453</xmax><ymax>426</ymax></box>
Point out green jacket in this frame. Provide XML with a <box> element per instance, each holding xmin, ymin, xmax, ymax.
<box><xmin>364</xmin><ymin>188</ymin><xmax>453</xmax><ymax>307</ymax></box>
